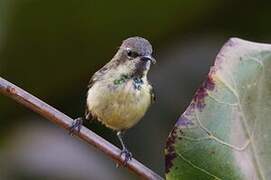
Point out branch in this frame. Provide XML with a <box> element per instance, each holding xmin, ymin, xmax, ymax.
<box><xmin>0</xmin><ymin>77</ymin><xmax>163</xmax><ymax>180</ymax></box>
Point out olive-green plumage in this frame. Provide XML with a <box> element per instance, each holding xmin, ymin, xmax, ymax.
<box><xmin>86</xmin><ymin>37</ymin><xmax>155</xmax><ymax>131</ymax></box>
<box><xmin>83</xmin><ymin>37</ymin><xmax>156</xmax><ymax>162</ymax></box>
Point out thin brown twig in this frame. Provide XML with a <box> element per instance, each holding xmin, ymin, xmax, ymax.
<box><xmin>0</xmin><ymin>77</ymin><xmax>163</xmax><ymax>180</ymax></box>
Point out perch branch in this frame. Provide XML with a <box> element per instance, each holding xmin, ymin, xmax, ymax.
<box><xmin>0</xmin><ymin>77</ymin><xmax>163</xmax><ymax>180</ymax></box>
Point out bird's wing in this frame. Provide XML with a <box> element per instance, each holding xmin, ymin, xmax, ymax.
<box><xmin>85</xmin><ymin>76</ymin><xmax>95</xmax><ymax>120</ymax></box>
<box><xmin>85</xmin><ymin>64</ymin><xmax>111</xmax><ymax>120</ymax></box>
<box><xmin>150</xmin><ymin>85</ymin><xmax>156</xmax><ymax>104</ymax></box>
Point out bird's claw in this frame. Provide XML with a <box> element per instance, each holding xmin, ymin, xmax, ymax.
<box><xmin>69</xmin><ymin>117</ymin><xmax>83</xmax><ymax>135</ymax></box>
<box><xmin>120</xmin><ymin>148</ymin><xmax>132</xmax><ymax>166</ymax></box>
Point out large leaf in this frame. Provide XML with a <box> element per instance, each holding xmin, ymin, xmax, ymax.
<box><xmin>165</xmin><ymin>38</ymin><xmax>271</xmax><ymax>179</ymax></box>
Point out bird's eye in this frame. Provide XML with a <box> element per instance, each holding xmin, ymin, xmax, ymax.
<box><xmin>127</xmin><ymin>50</ymin><xmax>139</xmax><ymax>59</ymax></box>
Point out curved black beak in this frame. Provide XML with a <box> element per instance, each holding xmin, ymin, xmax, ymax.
<box><xmin>140</xmin><ymin>55</ymin><xmax>156</xmax><ymax>64</ymax></box>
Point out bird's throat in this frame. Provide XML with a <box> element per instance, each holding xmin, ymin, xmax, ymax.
<box><xmin>113</xmin><ymin>74</ymin><xmax>144</xmax><ymax>90</ymax></box>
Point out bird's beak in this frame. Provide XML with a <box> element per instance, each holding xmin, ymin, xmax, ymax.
<box><xmin>141</xmin><ymin>55</ymin><xmax>156</xmax><ymax>64</ymax></box>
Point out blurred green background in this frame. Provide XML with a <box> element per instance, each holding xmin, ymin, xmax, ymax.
<box><xmin>0</xmin><ymin>0</ymin><xmax>271</xmax><ymax>179</ymax></box>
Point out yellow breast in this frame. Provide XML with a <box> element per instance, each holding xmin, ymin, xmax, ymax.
<box><xmin>87</xmin><ymin>77</ymin><xmax>152</xmax><ymax>131</ymax></box>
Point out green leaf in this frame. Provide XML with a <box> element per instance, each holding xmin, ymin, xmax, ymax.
<box><xmin>165</xmin><ymin>38</ymin><xmax>271</xmax><ymax>179</ymax></box>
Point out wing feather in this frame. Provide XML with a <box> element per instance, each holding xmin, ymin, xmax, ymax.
<box><xmin>85</xmin><ymin>64</ymin><xmax>111</xmax><ymax>120</ymax></box>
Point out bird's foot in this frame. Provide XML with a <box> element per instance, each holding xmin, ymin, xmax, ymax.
<box><xmin>69</xmin><ymin>117</ymin><xmax>83</xmax><ymax>136</ymax></box>
<box><xmin>119</xmin><ymin>148</ymin><xmax>132</xmax><ymax>166</ymax></box>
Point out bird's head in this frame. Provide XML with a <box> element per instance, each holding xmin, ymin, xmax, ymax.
<box><xmin>113</xmin><ymin>37</ymin><xmax>156</xmax><ymax>77</ymax></box>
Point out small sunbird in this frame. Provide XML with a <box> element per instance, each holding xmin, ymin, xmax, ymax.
<box><xmin>70</xmin><ymin>37</ymin><xmax>156</xmax><ymax>164</ymax></box>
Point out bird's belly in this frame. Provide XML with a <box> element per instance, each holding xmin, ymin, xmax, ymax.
<box><xmin>87</xmin><ymin>80</ymin><xmax>151</xmax><ymax>130</ymax></box>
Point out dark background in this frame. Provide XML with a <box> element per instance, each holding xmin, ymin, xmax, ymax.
<box><xmin>0</xmin><ymin>0</ymin><xmax>271</xmax><ymax>179</ymax></box>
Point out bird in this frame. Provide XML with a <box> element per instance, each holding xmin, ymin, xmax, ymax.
<box><xmin>70</xmin><ymin>36</ymin><xmax>156</xmax><ymax>164</ymax></box>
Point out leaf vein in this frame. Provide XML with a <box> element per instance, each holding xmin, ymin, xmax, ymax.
<box><xmin>176</xmin><ymin>152</ymin><xmax>222</xmax><ymax>180</ymax></box>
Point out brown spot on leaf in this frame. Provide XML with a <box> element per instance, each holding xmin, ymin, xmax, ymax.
<box><xmin>165</xmin><ymin>126</ymin><xmax>179</xmax><ymax>174</ymax></box>
<box><xmin>177</xmin><ymin>115</ymin><xmax>193</xmax><ymax>127</ymax></box>
<box><xmin>210</xmin><ymin>150</ymin><xmax>216</xmax><ymax>155</ymax></box>
<box><xmin>191</xmin><ymin>75</ymin><xmax>215</xmax><ymax>111</ymax></box>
